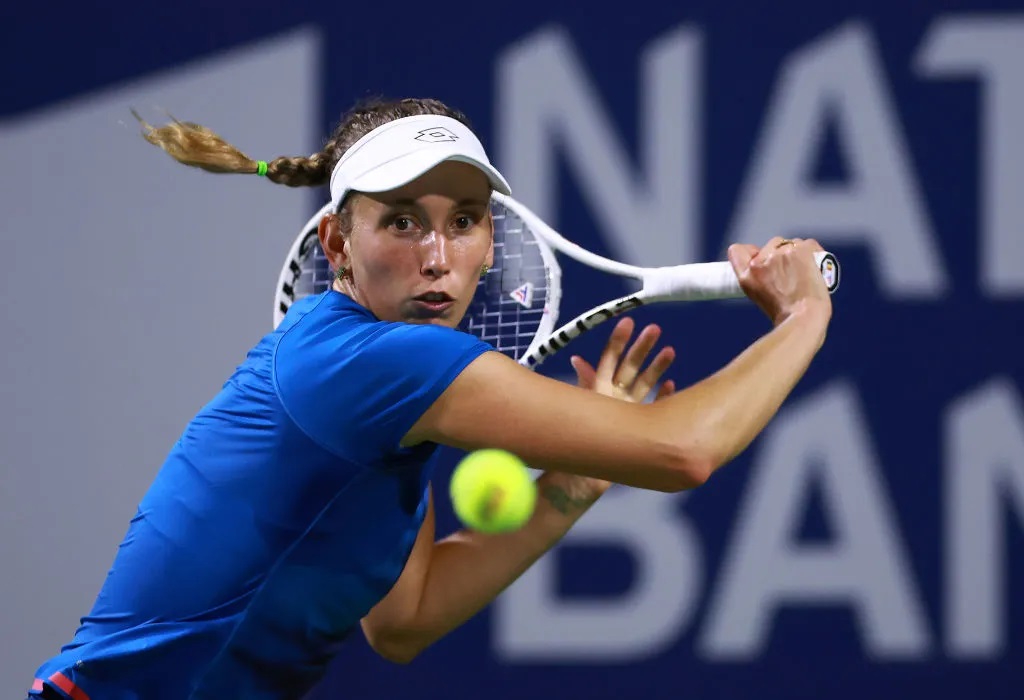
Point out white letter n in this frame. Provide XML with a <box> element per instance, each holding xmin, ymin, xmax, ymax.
<box><xmin>495</xmin><ymin>25</ymin><xmax>702</xmax><ymax>266</ymax></box>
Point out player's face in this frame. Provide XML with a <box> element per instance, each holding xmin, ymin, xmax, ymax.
<box><xmin>344</xmin><ymin>161</ymin><xmax>494</xmax><ymax>327</ymax></box>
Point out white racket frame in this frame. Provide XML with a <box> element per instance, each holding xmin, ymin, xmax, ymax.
<box><xmin>274</xmin><ymin>201</ymin><xmax>334</xmax><ymax>328</ymax></box>
<box><xmin>492</xmin><ymin>193</ymin><xmax>839</xmax><ymax>367</ymax></box>
<box><xmin>273</xmin><ymin>193</ymin><xmax>840</xmax><ymax>369</ymax></box>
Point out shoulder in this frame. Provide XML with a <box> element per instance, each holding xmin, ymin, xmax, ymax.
<box><xmin>272</xmin><ymin>292</ymin><xmax>495</xmax><ymax>460</ymax></box>
<box><xmin>275</xmin><ymin>292</ymin><xmax>489</xmax><ymax>374</ymax></box>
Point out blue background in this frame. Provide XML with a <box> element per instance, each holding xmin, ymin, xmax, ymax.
<box><xmin>4</xmin><ymin>1</ymin><xmax>1022</xmax><ymax>698</ymax></box>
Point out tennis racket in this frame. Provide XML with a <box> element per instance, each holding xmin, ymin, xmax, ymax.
<box><xmin>273</xmin><ymin>192</ymin><xmax>840</xmax><ymax>369</ymax></box>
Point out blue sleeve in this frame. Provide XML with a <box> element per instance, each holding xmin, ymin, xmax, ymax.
<box><xmin>274</xmin><ymin>319</ymin><xmax>492</xmax><ymax>465</ymax></box>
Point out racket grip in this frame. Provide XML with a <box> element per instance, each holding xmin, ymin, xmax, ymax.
<box><xmin>643</xmin><ymin>251</ymin><xmax>840</xmax><ymax>301</ymax></box>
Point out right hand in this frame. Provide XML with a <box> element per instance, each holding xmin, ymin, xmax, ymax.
<box><xmin>728</xmin><ymin>237</ymin><xmax>833</xmax><ymax>327</ymax></box>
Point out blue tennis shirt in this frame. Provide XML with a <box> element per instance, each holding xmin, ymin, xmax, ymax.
<box><xmin>30</xmin><ymin>291</ymin><xmax>492</xmax><ymax>699</ymax></box>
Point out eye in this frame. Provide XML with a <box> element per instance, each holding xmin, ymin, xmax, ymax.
<box><xmin>452</xmin><ymin>214</ymin><xmax>475</xmax><ymax>231</ymax></box>
<box><xmin>392</xmin><ymin>215</ymin><xmax>418</xmax><ymax>232</ymax></box>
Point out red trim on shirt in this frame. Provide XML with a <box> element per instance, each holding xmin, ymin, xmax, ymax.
<box><xmin>33</xmin><ymin>672</ymin><xmax>91</xmax><ymax>700</ymax></box>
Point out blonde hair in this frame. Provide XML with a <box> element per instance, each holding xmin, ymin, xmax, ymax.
<box><xmin>134</xmin><ymin>97</ymin><xmax>473</xmax><ymax>196</ymax></box>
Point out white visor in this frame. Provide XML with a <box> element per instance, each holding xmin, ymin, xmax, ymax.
<box><xmin>328</xmin><ymin>114</ymin><xmax>512</xmax><ymax>209</ymax></box>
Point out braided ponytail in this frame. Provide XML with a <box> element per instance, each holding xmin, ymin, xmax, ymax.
<box><xmin>134</xmin><ymin>97</ymin><xmax>471</xmax><ymax>196</ymax></box>
<box><xmin>132</xmin><ymin>109</ymin><xmax>332</xmax><ymax>188</ymax></box>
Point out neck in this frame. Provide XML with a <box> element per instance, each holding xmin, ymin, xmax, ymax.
<box><xmin>331</xmin><ymin>278</ymin><xmax>349</xmax><ymax>296</ymax></box>
<box><xmin>332</xmin><ymin>276</ymin><xmax>366</xmax><ymax>308</ymax></box>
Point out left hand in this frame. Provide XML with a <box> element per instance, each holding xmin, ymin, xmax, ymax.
<box><xmin>564</xmin><ymin>317</ymin><xmax>677</xmax><ymax>497</ymax></box>
<box><xmin>571</xmin><ymin>316</ymin><xmax>677</xmax><ymax>403</ymax></box>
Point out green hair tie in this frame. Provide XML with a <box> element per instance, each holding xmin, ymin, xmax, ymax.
<box><xmin>256</xmin><ymin>160</ymin><xmax>269</xmax><ymax>177</ymax></box>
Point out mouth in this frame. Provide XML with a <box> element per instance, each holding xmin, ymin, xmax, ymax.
<box><xmin>411</xmin><ymin>291</ymin><xmax>456</xmax><ymax>315</ymax></box>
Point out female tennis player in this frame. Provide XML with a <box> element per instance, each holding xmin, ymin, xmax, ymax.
<box><xmin>28</xmin><ymin>97</ymin><xmax>831</xmax><ymax>700</ymax></box>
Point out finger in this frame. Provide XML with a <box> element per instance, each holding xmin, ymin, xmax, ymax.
<box><xmin>774</xmin><ymin>237</ymin><xmax>803</xmax><ymax>260</ymax></box>
<box><xmin>655</xmin><ymin>379</ymin><xmax>676</xmax><ymax>401</ymax></box>
<box><xmin>803</xmin><ymin>237</ymin><xmax>825</xmax><ymax>253</ymax></box>
<box><xmin>749</xmin><ymin>237</ymin><xmax>786</xmax><ymax>268</ymax></box>
<box><xmin>613</xmin><ymin>324</ymin><xmax>662</xmax><ymax>388</ymax></box>
<box><xmin>595</xmin><ymin>317</ymin><xmax>634</xmax><ymax>386</ymax></box>
<box><xmin>633</xmin><ymin>346</ymin><xmax>676</xmax><ymax>398</ymax></box>
<box><xmin>570</xmin><ymin>355</ymin><xmax>597</xmax><ymax>391</ymax></box>
<box><xmin>728</xmin><ymin>243</ymin><xmax>758</xmax><ymax>276</ymax></box>
<box><xmin>790</xmin><ymin>239</ymin><xmax>822</xmax><ymax>266</ymax></box>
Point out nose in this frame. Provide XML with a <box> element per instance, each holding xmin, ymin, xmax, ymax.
<box><xmin>420</xmin><ymin>230</ymin><xmax>451</xmax><ymax>279</ymax></box>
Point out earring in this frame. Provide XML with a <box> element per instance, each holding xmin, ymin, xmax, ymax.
<box><xmin>480</xmin><ymin>264</ymin><xmax>490</xmax><ymax>278</ymax></box>
<box><xmin>336</xmin><ymin>266</ymin><xmax>347</xmax><ymax>281</ymax></box>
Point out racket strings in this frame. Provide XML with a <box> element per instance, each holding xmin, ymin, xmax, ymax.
<box><xmin>293</xmin><ymin>203</ymin><xmax>552</xmax><ymax>362</ymax></box>
<box><xmin>463</xmin><ymin>205</ymin><xmax>550</xmax><ymax>359</ymax></box>
<box><xmin>294</xmin><ymin>239</ymin><xmax>333</xmax><ymax>299</ymax></box>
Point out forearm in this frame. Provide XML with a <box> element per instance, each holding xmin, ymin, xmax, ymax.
<box><xmin>661</xmin><ymin>300</ymin><xmax>830</xmax><ymax>474</ymax></box>
<box><xmin>392</xmin><ymin>471</ymin><xmax>600</xmax><ymax>656</ymax></box>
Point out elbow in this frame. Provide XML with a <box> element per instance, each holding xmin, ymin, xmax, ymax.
<box><xmin>665</xmin><ymin>460</ymin><xmax>712</xmax><ymax>493</ymax></box>
<box><xmin>364</xmin><ymin>628</ymin><xmax>428</xmax><ymax>665</ymax></box>
<box><xmin>376</xmin><ymin>644</ymin><xmax>421</xmax><ymax>666</ymax></box>
<box><xmin>660</xmin><ymin>443</ymin><xmax>717</xmax><ymax>493</ymax></box>
<box><xmin>643</xmin><ymin>406</ymin><xmax>721</xmax><ymax>492</ymax></box>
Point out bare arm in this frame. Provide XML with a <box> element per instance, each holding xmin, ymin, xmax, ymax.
<box><xmin>364</xmin><ymin>323</ymin><xmax>674</xmax><ymax>663</ymax></box>
<box><xmin>407</xmin><ymin>304</ymin><xmax>827</xmax><ymax>491</ymax></box>
<box><xmin>405</xmin><ymin>238</ymin><xmax>831</xmax><ymax>492</ymax></box>
<box><xmin>360</xmin><ymin>473</ymin><xmax>602</xmax><ymax>663</ymax></box>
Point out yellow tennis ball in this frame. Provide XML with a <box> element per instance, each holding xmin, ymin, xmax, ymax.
<box><xmin>449</xmin><ymin>449</ymin><xmax>536</xmax><ymax>534</ymax></box>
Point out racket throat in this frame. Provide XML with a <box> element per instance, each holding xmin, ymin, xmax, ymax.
<box><xmin>528</xmin><ymin>295</ymin><xmax>645</xmax><ymax>367</ymax></box>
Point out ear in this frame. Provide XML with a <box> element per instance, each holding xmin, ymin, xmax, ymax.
<box><xmin>484</xmin><ymin>209</ymin><xmax>495</xmax><ymax>268</ymax></box>
<box><xmin>318</xmin><ymin>213</ymin><xmax>350</xmax><ymax>272</ymax></box>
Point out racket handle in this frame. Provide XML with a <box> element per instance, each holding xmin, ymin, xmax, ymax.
<box><xmin>812</xmin><ymin>251</ymin><xmax>840</xmax><ymax>293</ymax></box>
<box><xmin>643</xmin><ymin>251</ymin><xmax>840</xmax><ymax>301</ymax></box>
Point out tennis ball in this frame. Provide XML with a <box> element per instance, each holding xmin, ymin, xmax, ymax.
<box><xmin>449</xmin><ymin>449</ymin><xmax>536</xmax><ymax>534</ymax></box>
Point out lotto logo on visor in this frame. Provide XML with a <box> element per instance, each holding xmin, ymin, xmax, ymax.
<box><xmin>415</xmin><ymin>127</ymin><xmax>459</xmax><ymax>143</ymax></box>
<box><xmin>328</xmin><ymin>115</ymin><xmax>512</xmax><ymax>209</ymax></box>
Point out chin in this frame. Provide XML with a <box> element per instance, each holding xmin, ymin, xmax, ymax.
<box><xmin>402</xmin><ymin>313</ymin><xmax>463</xmax><ymax>329</ymax></box>
<box><xmin>401</xmin><ymin>303</ymin><xmax>467</xmax><ymax>328</ymax></box>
